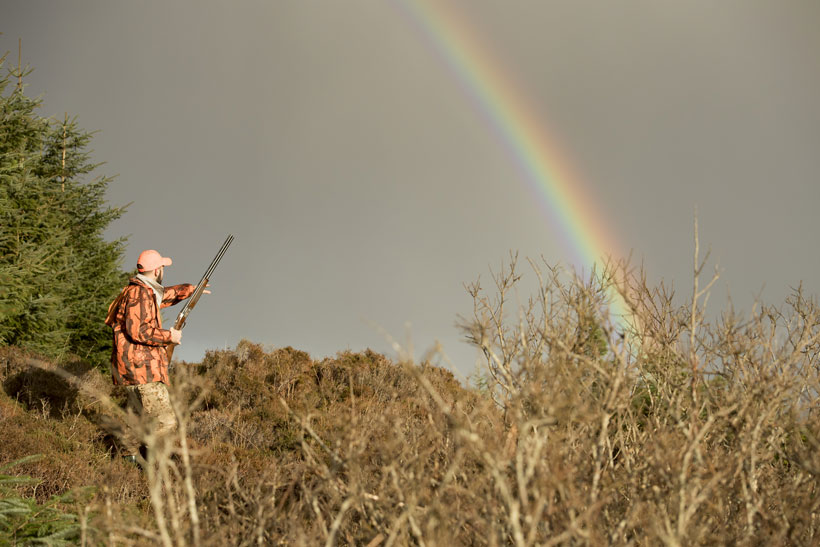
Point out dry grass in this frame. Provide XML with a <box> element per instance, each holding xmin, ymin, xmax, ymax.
<box><xmin>1</xmin><ymin>247</ymin><xmax>819</xmax><ymax>545</ymax></box>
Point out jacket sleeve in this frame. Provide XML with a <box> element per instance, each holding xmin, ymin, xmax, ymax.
<box><xmin>161</xmin><ymin>283</ymin><xmax>196</xmax><ymax>309</ymax></box>
<box><xmin>104</xmin><ymin>287</ymin><xmax>127</xmax><ymax>328</ymax></box>
<box><xmin>123</xmin><ymin>287</ymin><xmax>173</xmax><ymax>346</ymax></box>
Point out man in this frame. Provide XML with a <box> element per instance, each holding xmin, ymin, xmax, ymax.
<box><xmin>105</xmin><ymin>249</ymin><xmax>205</xmax><ymax>463</ymax></box>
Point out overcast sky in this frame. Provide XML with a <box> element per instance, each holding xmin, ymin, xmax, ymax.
<box><xmin>3</xmin><ymin>1</ymin><xmax>819</xmax><ymax>378</ymax></box>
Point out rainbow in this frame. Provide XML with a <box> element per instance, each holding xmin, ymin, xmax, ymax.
<box><xmin>394</xmin><ymin>0</ymin><xmax>630</xmax><ymax>320</ymax></box>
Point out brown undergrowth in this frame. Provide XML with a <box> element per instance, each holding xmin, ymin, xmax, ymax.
<box><xmin>1</xmin><ymin>252</ymin><xmax>819</xmax><ymax>545</ymax></box>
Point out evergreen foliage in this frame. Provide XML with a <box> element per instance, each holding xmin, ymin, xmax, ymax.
<box><xmin>0</xmin><ymin>57</ymin><xmax>128</xmax><ymax>366</ymax></box>
<box><xmin>0</xmin><ymin>455</ymin><xmax>93</xmax><ymax>545</ymax></box>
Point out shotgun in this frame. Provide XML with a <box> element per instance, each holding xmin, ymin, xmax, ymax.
<box><xmin>166</xmin><ymin>234</ymin><xmax>234</xmax><ymax>361</ymax></box>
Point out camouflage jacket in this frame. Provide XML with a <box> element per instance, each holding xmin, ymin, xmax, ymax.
<box><xmin>105</xmin><ymin>277</ymin><xmax>195</xmax><ymax>386</ymax></box>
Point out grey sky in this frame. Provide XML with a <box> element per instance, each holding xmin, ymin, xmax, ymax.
<box><xmin>3</xmin><ymin>1</ymin><xmax>819</xmax><ymax>378</ymax></box>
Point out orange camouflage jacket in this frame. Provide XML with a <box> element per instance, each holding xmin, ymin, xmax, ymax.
<box><xmin>105</xmin><ymin>277</ymin><xmax>195</xmax><ymax>386</ymax></box>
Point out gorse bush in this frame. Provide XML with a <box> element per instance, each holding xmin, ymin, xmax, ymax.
<box><xmin>0</xmin><ymin>54</ymin><xmax>128</xmax><ymax>366</ymax></box>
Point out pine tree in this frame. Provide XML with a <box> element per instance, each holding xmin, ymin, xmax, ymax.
<box><xmin>0</xmin><ymin>54</ymin><xmax>128</xmax><ymax>366</ymax></box>
<box><xmin>0</xmin><ymin>62</ymin><xmax>71</xmax><ymax>355</ymax></box>
<box><xmin>0</xmin><ymin>456</ymin><xmax>91</xmax><ymax>545</ymax></box>
<box><xmin>36</xmin><ymin>115</ymin><xmax>130</xmax><ymax>365</ymax></box>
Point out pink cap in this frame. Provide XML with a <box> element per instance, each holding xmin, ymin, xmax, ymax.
<box><xmin>137</xmin><ymin>249</ymin><xmax>172</xmax><ymax>272</ymax></box>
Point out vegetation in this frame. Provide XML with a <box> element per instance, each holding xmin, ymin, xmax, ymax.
<box><xmin>0</xmin><ymin>53</ymin><xmax>128</xmax><ymax>366</ymax></box>
<box><xmin>0</xmin><ymin>455</ymin><xmax>93</xmax><ymax>545</ymax></box>
<box><xmin>2</xmin><ymin>249</ymin><xmax>819</xmax><ymax>544</ymax></box>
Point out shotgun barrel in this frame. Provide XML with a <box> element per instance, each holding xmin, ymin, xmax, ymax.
<box><xmin>166</xmin><ymin>234</ymin><xmax>234</xmax><ymax>361</ymax></box>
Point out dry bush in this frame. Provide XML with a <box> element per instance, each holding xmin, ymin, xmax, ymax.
<box><xmin>182</xmin><ymin>343</ymin><xmax>498</xmax><ymax>545</ymax></box>
<box><xmin>121</xmin><ymin>245</ymin><xmax>817</xmax><ymax>545</ymax></box>
<box><xmin>1</xmin><ymin>243</ymin><xmax>818</xmax><ymax>545</ymax></box>
<box><xmin>446</xmin><ymin>247</ymin><xmax>820</xmax><ymax>545</ymax></box>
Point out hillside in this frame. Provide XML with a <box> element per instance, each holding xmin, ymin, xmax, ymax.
<box><xmin>0</xmin><ymin>342</ymin><xmax>499</xmax><ymax>545</ymax></box>
<box><xmin>2</xmin><ymin>265</ymin><xmax>820</xmax><ymax>547</ymax></box>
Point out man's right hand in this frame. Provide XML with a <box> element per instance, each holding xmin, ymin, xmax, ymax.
<box><xmin>170</xmin><ymin>328</ymin><xmax>182</xmax><ymax>345</ymax></box>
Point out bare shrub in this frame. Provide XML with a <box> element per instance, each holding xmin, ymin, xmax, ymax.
<box><xmin>446</xmin><ymin>247</ymin><xmax>820</xmax><ymax>545</ymax></box>
<box><xmin>1</xmin><ymin>243</ymin><xmax>818</xmax><ymax>545</ymax></box>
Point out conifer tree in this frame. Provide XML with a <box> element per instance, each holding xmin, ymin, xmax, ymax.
<box><xmin>37</xmin><ymin>115</ymin><xmax>130</xmax><ymax>365</ymax></box>
<box><xmin>0</xmin><ymin>54</ymin><xmax>128</xmax><ymax>365</ymax></box>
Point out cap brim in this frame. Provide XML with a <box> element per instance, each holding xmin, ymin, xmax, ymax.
<box><xmin>162</xmin><ymin>257</ymin><xmax>173</xmax><ymax>267</ymax></box>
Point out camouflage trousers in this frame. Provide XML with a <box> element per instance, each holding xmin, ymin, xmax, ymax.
<box><xmin>120</xmin><ymin>381</ymin><xmax>178</xmax><ymax>456</ymax></box>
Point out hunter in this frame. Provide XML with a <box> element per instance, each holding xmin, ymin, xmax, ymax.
<box><xmin>105</xmin><ymin>249</ymin><xmax>207</xmax><ymax>463</ymax></box>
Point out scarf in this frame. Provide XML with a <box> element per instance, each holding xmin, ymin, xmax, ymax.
<box><xmin>136</xmin><ymin>273</ymin><xmax>165</xmax><ymax>309</ymax></box>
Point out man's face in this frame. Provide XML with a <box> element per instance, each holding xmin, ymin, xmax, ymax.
<box><xmin>156</xmin><ymin>266</ymin><xmax>164</xmax><ymax>284</ymax></box>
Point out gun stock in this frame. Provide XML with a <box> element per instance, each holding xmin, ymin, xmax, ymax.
<box><xmin>166</xmin><ymin>235</ymin><xmax>234</xmax><ymax>362</ymax></box>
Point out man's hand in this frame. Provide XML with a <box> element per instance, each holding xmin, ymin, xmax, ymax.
<box><xmin>170</xmin><ymin>328</ymin><xmax>182</xmax><ymax>345</ymax></box>
<box><xmin>189</xmin><ymin>282</ymin><xmax>211</xmax><ymax>296</ymax></box>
